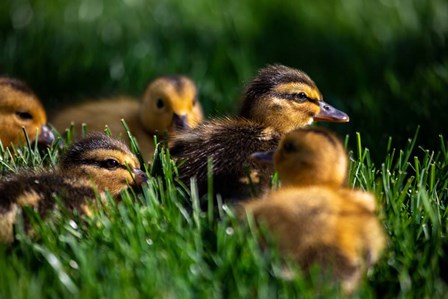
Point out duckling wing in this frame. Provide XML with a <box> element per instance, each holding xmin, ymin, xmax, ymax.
<box><xmin>242</xmin><ymin>186</ymin><xmax>386</xmax><ymax>294</ymax></box>
<box><xmin>0</xmin><ymin>172</ymin><xmax>96</xmax><ymax>243</ymax></box>
<box><xmin>51</xmin><ymin>98</ymin><xmax>158</xmax><ymax>161</ymax></box>
<box><xmin>51</xmin><ymin>97</ymin><xmax>139</xmax><ymax>139</ymax></box>
<box><xmin>169</xmin><ymin>118</ymin><xmax>281</xmax><ymax>201</ymax></box>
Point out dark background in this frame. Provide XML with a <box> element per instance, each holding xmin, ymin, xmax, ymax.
<box><xmin>1</xmin><ymin>0</ymin><xmax>447</xmax><ymax>158</ymax></box>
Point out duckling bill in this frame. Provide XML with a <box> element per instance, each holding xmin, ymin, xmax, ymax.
<box><xmin>170</xmin><ymin>64</ymin><xmax>349</xmax><ymax>202</ymax></box>
<box><xmin>0</xmin><ymin>133</ymin><xmax>147</xmax><ymax>244</ymax></box>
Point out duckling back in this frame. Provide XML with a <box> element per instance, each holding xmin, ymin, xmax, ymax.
<box><xmin>51</xmin><ymin>96</ymin><xmax>142</xmax><ymax>145</ymax></box>
<box><xmin>170</xmin><ymin>118</ymin><xmax>281</xmax><ymax>200</ymax></box>
<box><xmin>0</xmin><ymin>171</ymin><xmax>97</xmax><ymax>243</ymax></box>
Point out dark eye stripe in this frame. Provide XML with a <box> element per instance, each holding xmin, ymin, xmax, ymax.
<box><xmin>306</xmin><ymin>97</ymin><xmax>319</xmax><ymax>105</ymax></box>
<box><xmin>81</xmin><ymin>159</ymin><xmax>127</xmax><ymax>170</ymax></box>
<box><xmin>273</xmin><ymin>92</ymin><xmax>319</xmax><ymax>105</ymax></box>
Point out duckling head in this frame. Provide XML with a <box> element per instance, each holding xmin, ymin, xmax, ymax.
<box><xmin>139</xmin><ymin>75</ymin><xmax>203</xmax><ymax>135</ymax></box>
<box><xmin>240</xmin><ymin>64</ymin><xmax>349</xmax><ymax>134</ymax></box>
<box><xmin>252</xmin><ymin>127</ymin><xmax>348</xmax><ymax>188</ymax></box>
<box><xmin>60</xmin><ymin>133</ymin><xmax>147</xmax><ymax>196</ymax></box>
<box><xmin>0</xmin><ymin>77</ymin><xmax>54</xmax><ymax>148</ymax></box>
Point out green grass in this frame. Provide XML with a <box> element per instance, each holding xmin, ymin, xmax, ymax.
<box><xmin>0</xmin><ymin>129</ymin><xmax>447</xmax><ymax>298</ymax></box>
<box><xmin>1</xmin><ymin>0</ymin><xmax>447</xmax><ymax>297</ymax></box>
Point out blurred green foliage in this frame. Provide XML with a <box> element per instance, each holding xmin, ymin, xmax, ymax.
<box><xmin>1</xmin><ymin>0</ymin><xmax>447</xmax><ymax>153</ymax></box>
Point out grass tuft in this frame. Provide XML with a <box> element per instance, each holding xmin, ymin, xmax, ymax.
<box><xmin>0</xmin><ymin>127</ymin><xmax>447</xmax><ymax>298</ymax></box>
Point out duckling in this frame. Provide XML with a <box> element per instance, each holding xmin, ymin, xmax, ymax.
<box><xmin>242</xmin><ymin>128</ymin><xmax>386</xmax><ymax>294</ymax></box>
<box><xmin>0</xmin><ymin>133</ymin><xmax>147</xmax><ymax>244</ymax></box>
<box><xmin>51</xmin><ymin>75</ymin><xmax>203</xmax><ymax>162</ymax></box>
<box><xmin>252</xmin><ymin>126</ymin><xmax>349</xmax><ymax>189</ymax></box>
<box><xmin>169</xmin><ymin>64</ymin><xmax>349</xmax><ymax>201</ymax></box>
<box><xmin>0</xmin><ymin>76</ymin><xmax>55</xmax><ymax>148</ymax></box>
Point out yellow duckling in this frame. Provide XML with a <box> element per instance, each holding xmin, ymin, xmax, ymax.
<box><xmin>242</xmin><ymin>128</ymin><xmax>386</xmax><ymax>294</ymax></box>
<box><xmin>0</xmin><ymin>76</ymin><xmax>54</xmax><ymax>148</ymax></box>
<box><xmin>51</xmin><ymin>75</ymin><xmax>203</xmax><ymax>162</ymax></box>
<box><xmin>170</xmin><ymin>64</ymin><xmax>349</xmax><ymax>200</ymax></box>
<box><xmin>0</xmin><ymin>133</ymin><xmax>147</xmax><ymax>244</ymax></box>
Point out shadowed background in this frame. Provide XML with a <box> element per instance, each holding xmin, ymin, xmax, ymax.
<box><xmin>1</xmin><ymin>0</ymin><xmax>447</xmax><ymax>156</ymax></box>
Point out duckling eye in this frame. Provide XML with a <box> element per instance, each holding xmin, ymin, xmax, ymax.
<box><xmin>16</xmin><ymin>111</ymin><xmax>33</xmax><ymax>120</ymax></box>
<box><xmin>103</xmin><ymin>159</ymin><xmax>120</xmax><ymax>169</ymax></box>
<box><xmin>291</xmin><ymin>92</ymin><xmax>308</xmax><ymax>103</ymax></box>
<box><xmin>156</xmin><ymin>98</ymin><xmax>165</xmax><ymax>109</ymax></box>
<box><xmin>283</xmin><ymin>141</ymin><xmax>297</xmax><ymax>153</ymax></box>
<box><xmin>192</xmin><ymin>98</ymin><xmax>197</xmax><ymax>107</ymax></box>
<box><xmin>298</xmin><ymin>92</ymin><xmax>307</xmax><ymax>99</ymax></box>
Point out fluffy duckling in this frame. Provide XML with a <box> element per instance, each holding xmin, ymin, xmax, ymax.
<box><xmin>170</xmin><ymin>64</ymin><xmax>349</xmax><ymax>201</ymax></box>
<box><xmin>0</xmin><ymin>133</ymin><xmax>147</xmax><ymax>244</ymax></box>
<box><xmin>51</xmin><ymin>75</ymin><xmax>203</xmax><ymax>162</ymax></box>
<box><xmin>242</xmin><ymin>128</ymin><xmax>386</xmax><ymax>294</ymax></box>
<box><xmin>0</xmin><ymin>76</ymin><xmax>55</xmax><ymax>148</ymax></box>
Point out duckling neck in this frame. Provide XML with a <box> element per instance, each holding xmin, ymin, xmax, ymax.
<box><xmin>281</xmin><ymin>178</ymin><xmax>344</xmax><ymax>189</ymax></box>
<box><xmin>138</xmin><ymin>109</ymin><xmax>151</xmax><ymax>134</ymax></box>
<box><xmin>252</xmin><ymin>116</ymin><xmax>293</xmax><ymax>135</ymax></box>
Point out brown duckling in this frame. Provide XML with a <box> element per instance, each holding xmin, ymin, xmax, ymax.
<box><xmin>169</xmin><ymin>64</ymin><xmax>349</xmax><ymax>201</ymax></box>
<box><xmin>0</xmin><ymin>133</ymin><xmax>147</xmax><ymax>244</ymax></box>
<box><xmin>242</xmin><ymin>128</ymin><xmax>386</xmax><ymax>294</ymax></box>
<box><xmin>51</xmin><ymin>75</ymin><xmax>203</xmax><ymax>162</ymax></box>
<box><xmin>0</xmin><ymin>76</ymin><xmax>55</xmax><ymax>148</ymax></box>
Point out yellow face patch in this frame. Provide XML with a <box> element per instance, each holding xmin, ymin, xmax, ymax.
<box><xmin>74</xmin><ymin>146</ymin><xmax>142</xmax><ymax>196</ymax></box>
<box><xmin>249</xmin><ymin>83</ymin><xmax>323</xmax><ymax>134</ymax></box>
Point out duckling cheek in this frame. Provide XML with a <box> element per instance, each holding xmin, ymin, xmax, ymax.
<box><xmin>18</xmin><ymin>123</ymin><xmax>40</xmax><ymax>143</ymax></box>
<box><xmin>100</xmin><ymin>177</ymin><xmax>126</xmax><ymax>197</ymax></box>
<box><xmin>296</xmin><ymin>106</ymin><xmax>317</xmax><ymax>126</ymax></box>
<box><xmin>1</xmin><ymin>117</ymin><xmax>24</xmax><ymax>145</ymax></box>
<box><xmin>0</xmin><ymin>130</ymin><xmax>15</xmax><ymax>147</ymax></box>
